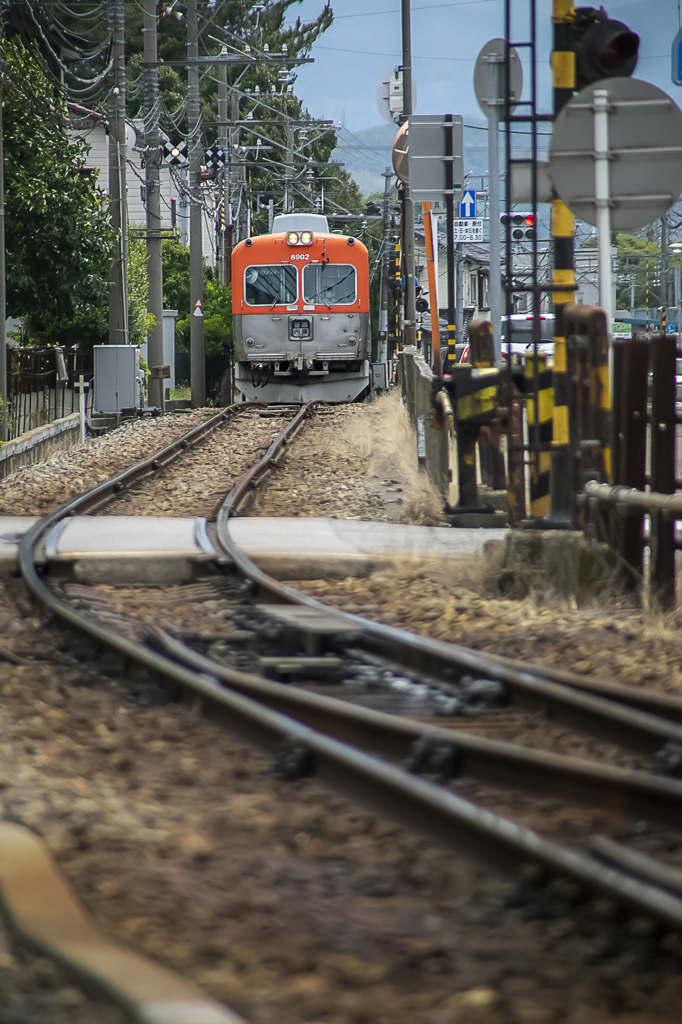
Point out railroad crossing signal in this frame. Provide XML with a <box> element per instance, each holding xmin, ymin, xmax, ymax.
<box><xmin>164</xmin><ymin>141</ymin><xmax>188</xmax><ymax>166</ymax></box>
<box><xmin>206</xmin><ymin>146</ymin><xmax>226</xmax><ymax>169</ymax></box>
<box><xmin>460</xmin><ymin>189</ymin><xmax>476</xmax><ymax>218</ymax></box>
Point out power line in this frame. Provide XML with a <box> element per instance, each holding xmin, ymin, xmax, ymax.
<box><xmin>301</xmin><ymin>0</ymin><xmax>495</xmax><ymax>19</ymax></box>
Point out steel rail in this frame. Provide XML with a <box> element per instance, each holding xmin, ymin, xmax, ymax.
<box><xmin>216</xmin><ymin>494</ymin><xmax>682</xmax><ymax>757</ymax></box>
<box><xmin>19</xmin><ymin>508</ymin><xmax>682</xmax><ymax>935</ymax></box>
<box><xmin>17</xmin><ymin>402</ymin><xmax>682</xmax><ymax>939</ymax></box>
<box><xmin>38</xmin><ymin>402</ymin><xmax>268</xmax><ymax>521</ymax></box>
<box><xmin>148</xmin><ymin>626</ymin><xmax>682</xmax><ymax>832</ymax></box>
<box><xmin>218</xmin><ymin>401</ymin><xmax>316</xmax><ymax>526</ymax></box>
<box><xmin>473</xmin><ymin>650</ymin><xmax>682</xmax><ymax>724</ymax></box>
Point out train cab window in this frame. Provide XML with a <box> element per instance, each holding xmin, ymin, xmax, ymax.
<box><xmin>303</xmin><ymin>264</ymin><xmax>356</xmax><ymax>306</ymax></box>
<box><xmin>245</xmin><ymin>265</ymin><xmax>297</xmax><ymax>306</ymax></box>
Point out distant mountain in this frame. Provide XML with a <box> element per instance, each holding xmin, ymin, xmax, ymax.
<box><xmin>332</xmin><ymin>120</ymin><xmax>549</xmax><ymax>196</ymax></box>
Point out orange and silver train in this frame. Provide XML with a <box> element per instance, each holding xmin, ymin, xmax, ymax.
<box><xmin>231</xmin><ymin>214</ymin><xmax>371</xmax><ymax>402</ymax></box>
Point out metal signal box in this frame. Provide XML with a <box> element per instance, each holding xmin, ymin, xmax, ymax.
<box><xmin>93</xmin><ymin>345</ymin><xmax>144</xmax><ymax>413</ymax></box>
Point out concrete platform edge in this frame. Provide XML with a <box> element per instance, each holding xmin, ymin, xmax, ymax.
<box><xmin>0</xmin><ymin>821</ymin><xmax>242</xmax><ymax>1023</ymax></box>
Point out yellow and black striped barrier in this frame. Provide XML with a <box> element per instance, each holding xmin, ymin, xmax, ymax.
<box><xmin>525</xmin><ymin>352</ymin><xmax>554</xmax><ymax>519</ymax></box>
<box><xmin>443</xmin><ymin>320</ymin><xmax>500</xmax><ymax>513</ymax></box>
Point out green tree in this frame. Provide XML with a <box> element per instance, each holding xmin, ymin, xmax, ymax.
<box><xmin>2</xmin><ymin>38</ymin><xmax>114</xmax><ymax>346</ymax></box>
<box><xmin>127</xmin><ymin>231</ymin><xmax>157</xmax><ymax>346</ymax></box>
<box><xmin>581</xmin><ymin>231</ymin><xmax>664</xmax><ymax>311</ymax></box>
<box><xmin>162</xmin><ymin>237</ymin><xmax>190</xmax><ymax>315</ymax></box>
<box><xmin>123</xmin><ymin>3</ymin><xmax>363</xmax><ymax>234</ymax></box>
<box><xmin>163</xmin><ymin>239</ymin><xmax>231</xmax><ymax>359</ymax></box>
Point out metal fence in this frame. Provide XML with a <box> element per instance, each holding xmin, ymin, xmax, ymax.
<box><xmin>584</xmin><ymin>332</ymin><xmax>680</xmax><ymax>607</ymax></box>
<box><xmin>6</xmin><ymin>347</ymin><xmax>94</xmax><ymax>440</ymax></box>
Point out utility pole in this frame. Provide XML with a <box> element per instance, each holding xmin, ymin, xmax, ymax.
<box><xmin>143</xmin><ymin>0</ymin><xmax>164</xmax><ymax>408</ymax></box>
<box><xmin>455</xmin><ymin>246</ymin><xmax>463</xmax><ymax>344</ymax></box>
<box><xmin>661</xmin><ymin>215</ymin><xmax>668</xmax><ymax>314</ymax></box>
<box><xmin>230</xmin><ymin>91</ymin><xmax>239</xmax><ymax>244</ymax></box>
<box><xmin>217</xmin><ymin>49</ymin><xmax>229</xmax><ymax>285</ymax></box>
<box><xmin>285</xmin><ymin>124</ymin><xmax>294</xmax><ymax>214</ymax></box>
<box><xmin>0</xmin><ymin>63</ymin><xmax>6</xmax><ymax>442</ymax></box>
<box><xmin>378</xmin><ymin>167</ymin><xmax>393</xmax><ymax>364</ymax></box>
<box><xmin>187</xmin><ymin>0</ymin><xmax>205</xmax><ymax>407</ymax></box>
<box><xmin>400</xmin><ymin>0</ymin><xmax>417</xmax><ymax>348</ymax></box>
<box><xmin>107</xmin><ymin>0</ymin><xmax>128</xmax><ymax>346</ymax></box>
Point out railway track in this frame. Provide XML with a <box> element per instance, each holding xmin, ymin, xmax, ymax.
<box><xmin>15</xmin><ymin>399</ymin><xmax>682</xmax><ymax>1009</ymax></box>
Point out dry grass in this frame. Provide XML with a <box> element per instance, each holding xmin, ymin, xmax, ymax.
<box><xmin>344</xmin><ymin>391</ymin><xmax>447</xmax><ymax>527</ymax></box>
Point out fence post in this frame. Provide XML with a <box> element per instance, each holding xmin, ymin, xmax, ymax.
<box><xmin>650</xmin><ymin>333</ymin><xmax>676</xmax><ymax>607</ymax></box>
<box><xmin>612</xmin><ymin>338</ymin><xmax>648</xmax><ymax>572</ymax></box>
<box><xmin>77</xmin><ymin>375</ymin><xmax>88</xmax><ymax>444</ymax></box>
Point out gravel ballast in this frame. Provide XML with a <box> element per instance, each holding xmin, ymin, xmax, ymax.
<box><xmin>0</xmin><ymin>410</ymin><xmax>215</xmax><ymax>517</ymax></box>
<box><xmin>2</xmin><ymin>577</ymin><xmax>682</xmax><ymax>1024</ymax></box>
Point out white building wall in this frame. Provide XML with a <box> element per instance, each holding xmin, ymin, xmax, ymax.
<box><xmin>70</xmin><ymin>121</ymin><xmax>216</xmax><ymax>265</ymax></box>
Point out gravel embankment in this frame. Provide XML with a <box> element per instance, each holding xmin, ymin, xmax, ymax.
<box><xmin>2</xmin><ymin>577</ymin><xmax>682</xmax><ymax>1023</ymax></box>
<box><xmin>246</xmin><ymin>397</ymin><xmax>447</xmax><ymax>526</ymax></box>
<box><xmin>293</xmin><ymin>571</ymin><xmax>681</xmax><ymax>696</ymax></box>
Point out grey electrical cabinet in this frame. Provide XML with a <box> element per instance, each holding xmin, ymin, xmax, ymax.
<box><xmin>94</xmin><ymin>346</ymin><xmax>143</xmax><ymax>413</ymax></box>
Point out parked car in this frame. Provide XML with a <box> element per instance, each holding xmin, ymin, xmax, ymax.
<box><xmin>500</xmin><ymin>314</ymin><xmax>556</xmax><ymax>361</ymax></box>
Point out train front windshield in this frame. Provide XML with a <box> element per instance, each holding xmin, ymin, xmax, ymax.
<box><xmin>245</xmin><ymin>265</ymin><xmax>297</xmax><ymax>306</ymax></box>
<box><xmin>303</xmin><ymin>264</ymin><xmax>356</xmax><ymax>305</ymax></box>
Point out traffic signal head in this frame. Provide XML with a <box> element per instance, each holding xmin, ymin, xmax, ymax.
<box><xmin>501</xmin><ymin>212</ymin><xmax>536</xmax><ymax>240</ymax></box>
<box><xmin>572</xmin><ymin>8</ymin><xmax>639</xmax><ymax>89</ymax></box>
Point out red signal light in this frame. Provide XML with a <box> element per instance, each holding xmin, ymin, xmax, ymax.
<box><xmin>524</xmin><ymin>214</ymin><xmax>536</xmax><ymax>227</ymax></box>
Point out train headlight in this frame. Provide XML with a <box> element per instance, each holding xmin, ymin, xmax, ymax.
<box><xmin>246</xmin><ymin>337</ymin><xmax>255</xmax><ymax>347</ymax></box>
<box><xmin>286</xmin><ymin>231</ymin><xmax>299</xmax><ymax>245</ymax></box>
<box><xmin>348</xmin><ymin>336</ymin><xmax>357</xmax><ymax>345</ymax></box>
<box><xmin>300</xmin><ymin>230</ymin><xmax>313</xmax><ymax>245</ymax></box>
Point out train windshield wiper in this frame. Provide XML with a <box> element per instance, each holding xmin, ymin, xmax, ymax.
<box><xmin>269</xmin><ymin>280</ymin><xmax>283</xmax><ymax>310</ymax></box>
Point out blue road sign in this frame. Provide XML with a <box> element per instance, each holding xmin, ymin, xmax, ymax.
<box><xmin>673</xmin><ymin>27</ymin><xmax>682</xmax><ymax>86</ymax></box>
<box><xmin>460</xmin><ymin>189</ymin><xmax>476</xmax><ymax>218</ymax></box>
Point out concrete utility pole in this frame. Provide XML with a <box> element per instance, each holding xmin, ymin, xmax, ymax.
<box><xmin>187</xmin><ymin>0</ymin><xmax>205</xmax><ymax>407</ymax></box>
<box><xmin>455</xmin><ymin>247</ymin><xmax>463</xmax><ymax>344</ymax></box>
<box><xmin>217</xmin><ymin>49</ymin><xmax>229</xmax><ymax>285</ymax></box>
<box><xmin>285</xmin><ymin>125</ymin><xmax>295</xmax><ymax>214</ymax></box>
<box><xmin>143</xmin><ymin>0</ymin><xmax>164</xmax><ymax>407</ymax></box>
<box><xmin>400</xmin><ymin>0</ymin><xmax>417</xmax><ymax>348</ymax></box>
<box><xmin>107</xmin><ymin>0</ymin><xmax>128</xmax><ymax>346</ymax></box>
<box><xmin>230</xmin><ymin>91</ymin><xmax>239</xmax><ymax>245</ymax></box>
<box><xmin>378</xmin><ymin>167</ymin><xmax>393</xmax><ymax>364</ymax></box>
<box><xmin>0</xmin><ymin>67</ymin><xmax>7</xmax><ymax>442</ymax></box>
<box><xmin>661</xmin><ymin>215</ymin><xmax>668</xmax><ymax>312</ymax></box>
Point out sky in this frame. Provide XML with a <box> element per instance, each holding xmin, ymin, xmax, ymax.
<box><xmin>285</xmin><ymin>0</ymin><xmax>682</xmax><ymax>133</ymax></box>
